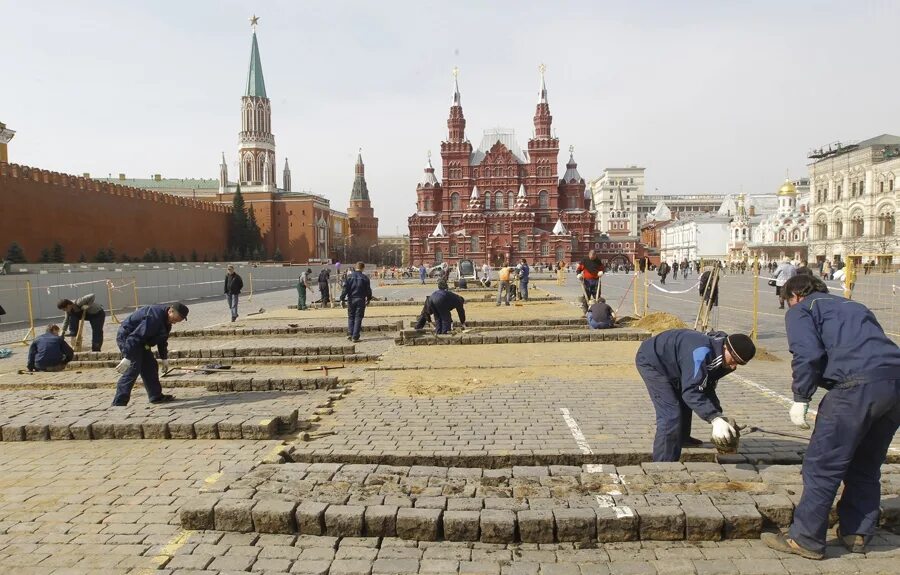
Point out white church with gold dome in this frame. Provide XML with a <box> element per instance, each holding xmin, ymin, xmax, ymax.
<box><xmin>728</xmin><ymin>179</ymin><xmax>811</xmax><ymax>262</ymax></box>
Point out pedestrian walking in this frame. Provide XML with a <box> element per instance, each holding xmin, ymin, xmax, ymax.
<box><xmin>111</xmin><ymin>302</ymin><xmax>188</xmax><ymax>406</ymax></box>
<box><xmin>496</xmin><ymin>262</ymin><xmax>512</xmax><ymax>306</ymax></box>
<box><xmin>339</xmin><ymin>262</ymin><xmax>373</xmax><ymax>342</ymax></box>
<box><xmin>773</xmin><ymin>257</ymin><xmax>797</xmax><ymax>309</ymax></box>
<box><xmin>657</xmin><ymin>260</ymin><xmax>670</xmax><ymax>284</ymax></box>
<box><xmin>58</xmin><ymin>293</ymin><xmax>106</xmax><ymax>351</ymax></box>
<box><xmin>635</xmin><ymin>328</ymin><xmax>756</xmax><ymax>461</ymax></box>
<box><xmin>762</xmin><ymin>274</ymin><xmax>900</xmax><ymax>559</ymax></box>
<box><xmin>27</xmin><ymin>324</ymin><xmax>74</xmax><ymax>372</ymax></box>
<box><xmin>296</xmin><ymin>268</ymin><xmax>313</xmax><ymax>310</ymax></box>
<box><xmin>517</xmin><ymin>259</ymin><xmax>530</xmax><ymax>301</ymax></box>
<box><xmin>428</xmin><ymin>279</ymin><xmax>466</xmax><ymax>334</ymax></box>
<box><xmin>224</xmin><ymin>264</ymin><xmax>243</xmax><ymax>322</ymax></box>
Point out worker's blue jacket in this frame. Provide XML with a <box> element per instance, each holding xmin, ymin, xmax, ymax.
<box><xmin>27</xmin><ymin>333</ymin><xmax>74</xmax><ymax>371</ymax></box>
<box><xmin>636</xmin><ymin>329</ymin><xmax>734</xmax><ymax>422</ymax></box>
<box><xmin>430</xmin><ymin>289</ymin><xmax>466</xmax><ymax>324</ymax></box>
<box><xmin>339</xmin><ymin>271</ymin><xmax>373</xmax><ymax>302</ymax></box>
<box><xmin>116</xmin><ymin>304</ymin><xmax>172</xmax><ymax>360</ymax></box>
<box><xmin>785</xmin><ymin>291</ymin><xmax>900</xmax><ymax>402</ymax></box>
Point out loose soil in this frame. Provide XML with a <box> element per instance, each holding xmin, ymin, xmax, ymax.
<box><xmin>618</xmin><ymin>312</ymin><xmax>688</xmax><ymax>334</ymax></box>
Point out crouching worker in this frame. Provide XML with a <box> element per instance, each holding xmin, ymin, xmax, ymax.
<box><xmin>762</xmin><ymin>275</ymin><xmax>900</xmax><ymax>560</ymax></box>
<box><xmin>635</xmin><ymin>328</ymin><xmax>756</xmax><ymax>461</ymax></box>
<box><xmin>586</xmin><ymin>297</ymin><xmax>615</xmax><ymax>329</ymax></box>
<box><xmin>27</xmin><ymin>324</ymin><xmax>74</xmax><ymax>372</ymax></box>
<box><xmin>112</xmin><ymin>302</ymin><xmax>188</xmax><ymax>406</ymax></box>
<box><xmin>429</xmin><ymin>280</ymin><xmax>466</xmax><ymax>334</ymax></box>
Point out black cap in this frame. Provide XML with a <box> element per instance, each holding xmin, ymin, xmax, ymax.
<box><xmin>725</xmin><ymin>334</ymin><xmax>755</xmax><ymax>364</ymax></box>
<box><xmin>170</xmin><ymin>302</ymin><xmax>189</xmax><ymax>321</ymax></box>
<box><xmin>437</xmin><ymin>279</ymin><xmax>449</xmax><ymax>290</ymax></box>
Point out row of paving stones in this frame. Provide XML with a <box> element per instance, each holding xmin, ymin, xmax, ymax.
<box><xmin>68</xmin><ymin>353</ymin><xmax>382</xmax><ymax>369</ymax></box>
<box><xmin>0</xmin><ymin>387</ymin><xmax>345</xmax><ymax>441</ymax></box>
<box><xmin>171</xmin><ymin>322</ymin><xmax>404</xmax><ymax>338</ymax></box>
<box><xmin>146</xmin><ymin>533</ymin><xmax>900</xmax><ymax>575</ymax></box>
<box><xmin>181</xmin><ymin>462</ymin><xmax>900</xmax><ymax>543</ymax></box>
<box><xmin>0</xmin><ymin>376</ymin><xmax>347</xmax><ymax>392</ymax></box>
<box><xmin>73</xmin><ymin>344</ymin><xmax>358</xmax><ymax>361</ymax></box>
<box><xmin>286</xmin><ymin>295</ymin><xmax>564</xmax><ymax>310</ymax></box>
<box><xmin>395</xmin><ymin>329</ymin><xmax>651</xmax><ymax>346</ymax></box>
<box><xmin>406</xmin><ymin>319</ymin><xmax>592</xmax><ymax>328</ymax></box>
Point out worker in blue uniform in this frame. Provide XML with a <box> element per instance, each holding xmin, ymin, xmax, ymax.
<box><xmin>112</xmin><ymin>302</ymin><xmax>188</xmax><ymax>406</ymax></box>
<box><xmin>339</xmin><ymin>262</ymin><xmax>373</xmax><ymax>342</ymax></box>
<box><xmin>428</xmin><ymin>280</ymin><xmax>466</xmax><ymax>334</ymax></box>
<box><xmin>635</xmin><ymin>328</ymin><xmax>756</xmax><ymax>461</ymax></box>
<box><xmin>762</xmin><ymin>275</ymin><xmax>900</xmax><ymax>560</ymax></box>
<box><xmin>27</xmin><ymin>324</ymin><xmax>74</xmax><ymax>372</ymax></box>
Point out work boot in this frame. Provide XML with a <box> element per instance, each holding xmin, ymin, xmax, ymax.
<box><xmin>150</xmin><ymin>394</ymin><xmax>175</xmax><ymax>404</ymax></box>
<box><xmin>682</xmin><ymin>436</ymin><xmax>704</xmax><ymax>447</ymax></box>
<box><xmin>760</xmin><ymin>532</ymin><xmax>823</xmax><ymax>560</ymax></box>
<box><xmin>836</xmin><ymin>526</ymin><xmax>866</xmax><ymax>554</ymax></box>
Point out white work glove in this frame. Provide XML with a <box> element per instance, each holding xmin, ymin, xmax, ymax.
<box><xmin>161</xmin><ymin>359</ymin><xmax>170</xmax><ymax>372</ymax></box>
<box><xmin>115</xmin><ymin>358</ymin><xmax>132</xmax><ymax>374</ymax></box>
<box><xmin>790</xmin><ymin>402</ymin><xmax>810</xmax><ymax>430</ymax></box>
<box><xmin>597</xmin><ymin>271</ymin><xmax>604</xmax><ymax>277</ymax></box>
<box><xmin>711</xmin><ymin>417</ymin><xmax>737</xmax><ymax>443</ymax></box>
<box><xmin>576</xmin><ymin>273</ymin><xmax>584</xmax><ymax>281</ymax></box>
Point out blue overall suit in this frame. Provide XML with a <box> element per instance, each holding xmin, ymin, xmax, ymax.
<box><xmin>339</xmin><ymin>271</ymin><xmax>373</xmax><ymax>341</ymax></box>
<box><xmin>429</xmin><ymin>288</ymin><xmax>466</xmax><ymax>334</ymax></box>
<box><xmin>113</xmin><ymin>305</ymin><xmax>172</xmax><ymax>406</ymax></box>
<box><xmin>785</xmin><ymin>292</ymin><xmax>900</xmax><ymax>554</ymax></box>
<box><xmin>635</xmin><ymin>329</ymin><xmax>733</xmax><ymax>461</ymax></box>
<box><xmin>27</xmin><ymin>332</ymin><xmax>74</xmax><ymax>371</ymax></box>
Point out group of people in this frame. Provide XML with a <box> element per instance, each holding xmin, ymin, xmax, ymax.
<box><xmin>636</xmin><ymin>273</ymin><xmax>899</xmax><ymax>560</ymax></box>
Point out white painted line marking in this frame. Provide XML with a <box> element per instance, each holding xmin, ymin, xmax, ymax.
<box><xmin>559</xmin><ymin>407</ymin><xmax>593</xmax><ymax>454</ymax></box>
<box><xmin>732</xmin><ymin>374</ymin><xmax>900</xmax><ymax>454</ymax></box>
<box><xmin>583</xmin><ymin>464</ymin><xmax>605</xmax><ymax>474</ymax></box>
<box><xmin>613</xmin><ymin>506</ymin><xmax>634</xmax><ymax>518</ymax></box>
<box><xmin>595</xmin><ymin>494</ymin><xmax>614</xmax><ymax>508</ymax></box>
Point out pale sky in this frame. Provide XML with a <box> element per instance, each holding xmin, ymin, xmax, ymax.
<box><xmin>3</xmin><ymin>0</ymin><xmax>898</xmax><ymax>234</ymax></box>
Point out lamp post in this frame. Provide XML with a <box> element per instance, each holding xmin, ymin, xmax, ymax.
<box><xmin>367</xmin><ymin>244</ymin><xmax>379</xmax><ymax>265</ymax></box>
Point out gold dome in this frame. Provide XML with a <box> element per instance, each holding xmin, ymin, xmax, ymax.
<box><xmin>778</xmin><ymin>179</ymin><xmax>797</xmax><ymax>196</ymax></box>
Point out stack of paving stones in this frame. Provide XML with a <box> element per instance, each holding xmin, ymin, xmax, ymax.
<box><xmin>0</xmin><ymin>388</ymin><xmax>342</xmax><ymax>441</ymax></box>
<box><xmin>181</xmin><ymin>461</ymin><xmax>900</xmax><ymax>543</ymax></box>
<box><xmin>396</xmin><ymin>328</ymin><xmax>650</xmax><ymax>346</ymax></box>
<box><xmin>171</xmin><ymin>322</ymin><xmax>404</xmax><ymax>337</ymax></box>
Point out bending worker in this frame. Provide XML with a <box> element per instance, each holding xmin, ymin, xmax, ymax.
<box><xmin>58</xmin><ymin>293</ymin><xmax>106</xmax><ymax>351</ymax></box>
<box><xmin>429</xmin><ymin>280</ymin><xmax>466</xmax><ymax>334</ymax></box>
<box><xmin>762</xmin><ymin>275</ymin><xmax>900</xmax><ymax>560</ymax></box>
<box><xmin>27</xmin><ymin>324</ymin><xmax>74</xmax><ymax>372</ymax></box>
<box><xmin>635</xmin><ymin>328</ymin><xmax>756</xmax><ymax>461</ymax></box>
<box><xmin>112</xmin><ymin>302</ymin><xmax>189</xmax><ymax>406</ymax></box>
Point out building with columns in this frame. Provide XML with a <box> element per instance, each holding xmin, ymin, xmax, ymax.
<box><xmin>408</xmin><ymin>68</ymin><xmax>594</xmax><ymax>267</ymax></box>
<box><xmin>808</xmin><ymin>134</ymin><xmax>899</xmax><ymax>268</ymax></box>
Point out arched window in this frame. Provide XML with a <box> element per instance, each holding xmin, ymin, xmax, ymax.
<box><xmin>518</xmin><ymin>232</ymin><xmax>527</xmax><ymax>252</ymax></box>
<box><xmin>494</xmin><ymin>167</ymin><xmax>501</xmax><ymax>177</ymax></box>
<box><xmin>495</xmin><ymin>192</ymin><xmax>504</xmax><ymax>210</ymax></box>
<box><xmin>878</xmin><ymin>210</ymin><xmax>895</xmax><ymax>236</ymax></box>
<box><xmin>508</xmin><ymin>191</ymin><xmax>515</xmax><ymax>208</ymax></box>
<box><xmin>555</xmin><ymin>247</ymin><xmax>565</xmax><ymax>262</ymax></box>
<box><xmin>850</xmin><ymin>211</ymin><xmax>865</xmax><ymax>237</ymax></box>
<box><xmin>509</xmin><ymin>167</ymin><xmax>515</xmax><ymax>177</ymax></box>
<box><xmin>484</xmin><ymin>193</ymin><xmax>492</xmax><ymax>211</ymax></box>
<box><xmin>424</xmin><ymin>198</ymin><xmax>432</xmax><ymax>211</ymax></box>
<box><xmin>450</xmin><ymin>192</ymin><xmax>460</xmax><ymax>211</ymax></box>
<box><xmin>792</xmin><ymin>229</ymin><xmax>801</xmax><ymax>241</ymax></box>
<box><xmin>816</xmin><ymin>217</ymin><xmax>827</xmax><ymax>240</ymax></box>
<box><xmin>541</xmin><ymin>241</ymin><xmax>549</xmax><ymax>256</ymax></box>
<box><xmin>538</xmin><ymin>190</ymin><xmax>549</xmax><ymax>208</ymax></box>
<box><xmin>435</xmin><ymin>249</ymin><xmax>443</xmax><ymax>263</ymax></box>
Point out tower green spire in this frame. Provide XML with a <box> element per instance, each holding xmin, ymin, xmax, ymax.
<box><xmin>245</xmin><ymin>31</ymin><xmax>267</xmax><ymax>98</ymax></box>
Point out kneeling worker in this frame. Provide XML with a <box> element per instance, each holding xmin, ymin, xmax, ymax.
<box><xmin>635</xmin><ymin>329</ymin><xmax>756</xmax><ymax>461</ymax></box>
<box><xmin>429</xmin><ymin>280</ymin><xmax>466</xmax><ymax>334</ymax></box>
<box><xmin>112</xmin><ymin>302</ymin><xmax>188</xmax><ymax>406</ymax></box>
<box><xmin>586</xmin><ymin>297</ymin><xmax>615</xmax><ymax>329</ymax></box>
<box><xmin>762</xmin><ymin>275</ymin><xmax>900</xmax><ymax>560</ymax></box>
<box><xmin>27</xmin><ymin>324</ymin><xmax>74</xmax><ymax>372</ymax></box>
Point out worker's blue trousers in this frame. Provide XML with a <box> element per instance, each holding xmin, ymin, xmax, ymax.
<box><xmin>789</xmin><ymin>375</ymin><xmax>900</xmax><ymax>554</ymax></box>
<box><xmin>636</xmin><ymin>353</ymin><xmax>697</xmax><ymax>462</ymax></box>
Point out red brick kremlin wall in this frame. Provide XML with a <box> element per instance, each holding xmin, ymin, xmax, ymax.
<box><xmin>0</xmin><ymin>163</ymin><xmax>231</xmax><ymax>261</ymax></box>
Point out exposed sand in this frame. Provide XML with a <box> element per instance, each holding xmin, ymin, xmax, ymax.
<box><xmin>387</xmin><ymin>364</ymin><xmax>640</xmax><ymax>397</ymax></box>
<box><xmin>247</xmin><ymin>300</ymin><xmax>580</xmax><ymax>322</ymax></box>
<box><xmin>619</xmin><ymin>312</ymin><xmax>688</xmax><ymax>334</ymax></box>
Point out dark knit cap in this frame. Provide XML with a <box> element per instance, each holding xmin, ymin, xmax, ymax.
<box><xmin>437</xmin><ymin>280</ymin><xmax>449</xmax><ymax>290</ymax></box>
<box><xmin>725</xmin><ymin>334</ymin><xmax>755</xmax><ymax>364</ymax></box>
<box><xmin>170</xmin><ymin>302</ymin><xmax>189</xmax><ymax>321</ymax></box>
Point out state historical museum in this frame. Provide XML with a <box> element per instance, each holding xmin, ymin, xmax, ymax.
<box><xmin>408</xmin><ymin>68</ymin><xmax>595</xmax><ymax>267</ymax></box>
